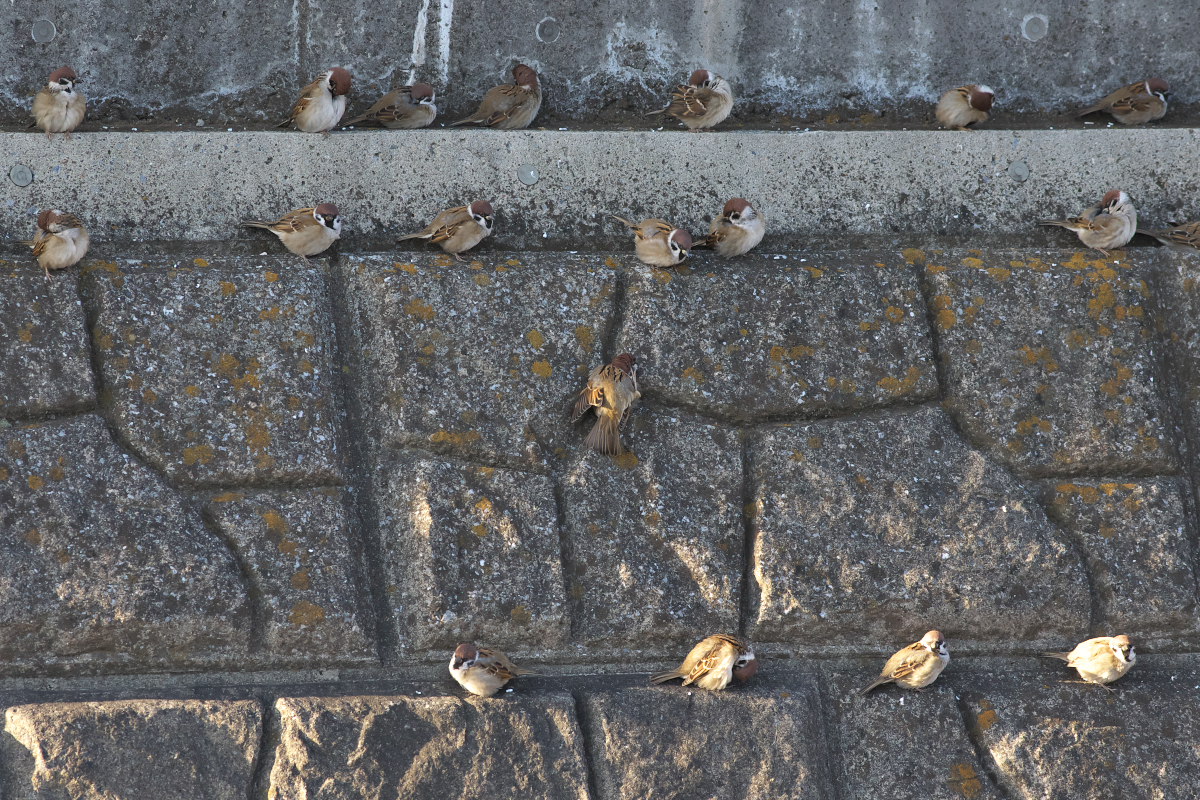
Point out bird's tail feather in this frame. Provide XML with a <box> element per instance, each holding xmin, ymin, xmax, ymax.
<box><xmin>584</xmin><ymin>414</ymin><xmax>623</xmax><ymax>455</ymax></box>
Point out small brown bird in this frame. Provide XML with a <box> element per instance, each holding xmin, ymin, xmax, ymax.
<box><xmin>861</xmin><ymin>630</ymin><xmax>949</xmax><ymax>695</ymax></box>
<box><xmin>448</xmin><ymin>643</ymin><xmax>534</xmax><ymax>697</ymax></box>
<box><xmin>650</xmin><ymin>634</ymin><xmax>758</xmax><ymax>691</ymax></box>
<box><xmin>27</xmin><ymin>210</ymin><xmax>89</xmax><ymax>279</ymax></box>
<box><xmin>242</xmin><ymin>204</ymin><xmax>342</xmax><ymax>259</ymax></box>
<box><xmin>1139</xmin><ymin>221</ymin><xmax>1200</xmax><ymax>250</ymax></box>
<box><xmin>1043</xmin><ymin>635</ymin><xmax>1136</xmax><ymax>687</ymax></box>
<box><xmin>1075</xmin><ymin>78</ymin><xmax>1169</xmax><ymax>125</ymax></box>
<box><xmin>935</xmin><ymin>84</ymin><xmax>994</xmax><ymax>130</ymax></box>
<box><xmin>1040</xmin><ymin>190</ymin><xmax>1137</xmax><ymax>254</ymax></box>
<box><xmin>279</xmin><ymin>67</ymin><xmax>352</xmax><ymax>133</ymax></box>
<box><xmin>342</xmin><ymin>83</ymin><xmax>437</xmax><ymax>129</ymax></box>
<box><xmin>396</xmin><ymin>200</ymin><xmax>494</xmax><ymax>260</ymax></box>
<box><xmin>450</xmin><ymin>64</ymin><xmax>542</xmax><ymax>129</ymax></box>
<box><xmin>32</xmin><ymin>66</ymin><xmax>86</xmax><ymax>138</ymax></box>
<box><xmin>699</xmin><ymin>198</ymin><xmax>766</xmax><ymax>258</ymax></box>
<box><xmin>612</xmin><ymin>216</ymin><xmax>693</xmax><ymax>267</ymax></box>
<box><xmin>571</xmin><ymin>353</ymin><xmax>641</xmax><ymax>455</ymax></box>
<box><xmin>647</xmin><ymin>69</ymin><xmax>734</xmax><ymax>131</ymax></box>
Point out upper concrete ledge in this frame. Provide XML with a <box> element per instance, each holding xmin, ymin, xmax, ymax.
<box><xmin>2</xmin><ymin>128</ymin><xmax>1199</xmax><ymax>243</ymax></box>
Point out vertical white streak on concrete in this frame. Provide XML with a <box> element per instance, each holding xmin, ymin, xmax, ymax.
<box><xmin>695</xmin><ymin>0</ymin><xmax>743</xmax><ymax>78</ymax></box>
<box><xmin>437</xmin><ymin>0</ymin><xmax>455</xmax><ymax>85</ymax></box>
<box><xmin>407</xmin><ymin>0</ymin><xmax>432</xmax><ymax>84</ymax></box>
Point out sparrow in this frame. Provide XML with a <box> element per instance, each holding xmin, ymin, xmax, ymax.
<box><xmin>396</xmin><ymin>200</ymin><xmax>493</xmax><ymax>260</ymax></box>
<box><xmin>449</xmin><ymin>64</ymin><xmax>541</xmax><ymax>129</ymax></box>
<box><xmin>611</xmin><ymin>216</ymin><xmax>693</xmax><ymax>267</ymax></box>
<box><xmin>1040</xmin><ymin>190</ymin><xmax>1137</xmax><ymax>254</ymax></box>
<box><xmin>646</xmin><ymin>69</ymin><xmax>734</xmax><ymax>131</ymax></box>
<box><xmin>1043</xmin><ymin>635</ymin><xmax>1136</xmax><ymax>687</ymax></box>
<box><xmin>448</xmin><ymin>642</ymin><xmax>533</xmax><ymax>697</ymax></box>
<box><xmin>27</xmin><ymin>210</ymin><xmax>89</xmax><ymax>280</ymax></box>
<box><xmin>279</xmin><ymin>67</ymin><xmax>352</xmax><ymax>133</ymax></box>
<box><xmin>571</xmin><ymin>353</ymin><xmax>641</xmax><ymax>455</ymax></box>
<box><xmin>935</xmin><ymin>84</ymin><xmax>994</xmax><ymax>130</ymax></box>
<box><xmin>698</xmin><ymin>198</ymin><xmax>766</xmax><ymax>258</ymax></box>
<box><xmin>32</xmin><ymin>66</ymin><xmax>85</xmax><ymax>138</ymax></box>
<box><xmin>242</xmin><ymin>203</ymin><xmax>342</xmax><ymax>259</ymax></box>
<box><xmin>341</xmin><ymin>82</ymin><xmax>437</xmax><ymax>129</ymax></box>
<box><xmin>1138</xmin><ymin>221</ymin><xmax>1200</xmax><ymax>250</ymax></box>
<box><xmin>1075</xmin><ymin>78</ymin><xmax>1169</xmax><ymax>125</ymax></box>
<box><xmin>650</xmin><ymin>634</ymin><xmax>758</xmax><ymax>691</ymax></box>
<box><xmin>861</xmin><ymin>630</ymin><xmax>949</xmax><ymax>695</ymax></box>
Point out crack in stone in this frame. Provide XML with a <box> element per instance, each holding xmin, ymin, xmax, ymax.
<box><xmin>570</xmin><ymin>690</ymin><xmax>604</xmax><ymax>800</ymax></box>
<box><xmin>198</xmin><ymin>498</ymin><xmax>266</xmax><ymax>656</ymax></box>
<box><xmin>954</xmin><ymin>693</ymin><xmax>1020</xmax><ymax>800</ymax></box>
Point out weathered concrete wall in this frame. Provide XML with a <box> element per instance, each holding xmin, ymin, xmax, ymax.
<box><xmin>2</xmin><ymin>1</ymin><xmax>1198</xmax><ymax>125</ymax></box>
<box><xmin>3</xmin><ymin>244</ymin><xmax>1200</xmax><ymax>797</ymax></box>
<box><xmin>2</xmin><ymin>129</ymin><xmax>1200</xmax><ymax>246</ymax></box>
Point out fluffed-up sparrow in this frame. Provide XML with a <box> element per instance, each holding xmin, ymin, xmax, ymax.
<box><xmin>1040</xmin><ymin>190</ymin><xmax>1137</xmax><ymax>254</ymax></box>
<box><xmin>646</xmin><ymin>69</ymin><xmax>733</xmax><ymax>131</ymax></box>
<box><xmin>698</xmin><ymin>198</ymin><xmax>766</xmax><ymax>257</ymax></box>
<box><xmin>449</xmin><ymin>642</ymin><xmax>533</xmax><ymax>697</ymax></box>
<box><xmin>935</xmin><ymin>84</ymin><xmax>994</xmax><ymax>130</ymax></box>
<box><xmin>1043</xmin><ymin>635</ymin><xmax>1135</xmax><ymax>687</ymax></box>
<box><xmin>279</xmin><ymin>67</ymin><xmax>352</xmax><ymax>133</ymax></box>
<box><xmin>612</xmin><ymin>216</ymin><xmax>692</xmax><ymax>267</ymax></box>
<box><xmin>32</xmin><ymin>66</ymin><xmax>85</xmax><ymax>138</ymax></box>
<box><xmin>242</xmin><ymin>203</ymin><xmax>342</xmax><ymax>259</ymax></box>
<box><xmin>450</xmin><ymin>64</ymin><xmax>541</xmax><ymax>129</ymax></box>
<box><xmin>1075</xmin><ymin>78</ymin><xmax>1169</xmax><ymax>125</ymax></box>
<box><xmin>396</xmin><ymin>200</ymin><xmax>494</xmax><ymax>260</ymax></box>
<box><xmin>1138</xmin><ymin>221</ymin><xmax>1200</xmax><ymax>250</ymax></box>
<box><xmin>861</xmin><ymin>630</ymin><xmax>949</xmax><ymax>695</ymax></box>
<box><xmin>342</xmin><ymin>82</ymin><xmax>436</xmax><ymax>129</ymax></box>
<box><xmin>650</xmin><ymin>634</ymin><xmax>758</xmax><ymax>691</ymax></box>
<box><xmin>571</xmin><ymin>353</ymin><xmax>641</xmax><ymax>455</ymax></box>
<box><xmin>27</xmin><ymin>210</ymin><xmax>89</xmax><ymax>280</ymax></box>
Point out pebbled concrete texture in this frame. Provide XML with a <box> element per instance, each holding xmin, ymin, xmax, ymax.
<box><xmin>1</xmin><ymin>129</ymin><xmax>1200</xmax><ymax>247</ymax></box>
<box><xmin>1</xmin><ymin>1</ymin><xmax>1198</xmax><ymax>125</ymax></box>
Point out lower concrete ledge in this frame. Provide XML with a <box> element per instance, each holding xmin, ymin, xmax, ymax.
<box><xmin>1</xmin><ymin>129</ymin><xmax>1198</xmax><ymax>246</ymax></box>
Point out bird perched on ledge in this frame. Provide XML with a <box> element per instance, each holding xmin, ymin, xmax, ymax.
<box><xmin>651</xmin><ymin>634</ymin><xmax>758</xmax><ymax>691</ymax></box>
<box><xmin>698</xmin><ymin>198</ymin><xmax>766</xmax><ymax>257</ymax></box>
<box><xmin>1138</xmin><ymin>221</ymin><xmax>1200</xmax><ymax>251</ymax></box>
<box><xmin>646</xmin><ymin>69</ymin><xmax>734</xmax><ymax>131</ymax></box>
<box><xmin>572</xmin><ymin>353</ymin><xmax>641</xmax><ymax>455</ymax></box>
<box><xmin>27</xmin><ymin>209</ymin><xmax>89</xmax><ymax>279</ymax></box>
<box><xmin>1040</xmin><ymin>190</ymin><xmax>1137</xmax><ymax>254</ymax></box>
<box><xmin>612</xmin><ymin>216</ymin><xmax>692</xmax><ymax>267</ymax></box>
<box><xmin>1075</xmin><ymin>78</ymin><xmax>1169</xmax><ymax>125</ymax></box>
<box><xmin>450</xmin><ymin>64</ymin><xmax>542</xmax><ymax>129</ymax></box>
<box><xmin>396</xmin><ymin>200</ymin><xmax>494</xmax><ymax>260</ymax></box>
<box><xmin>449</xmin><ymin>643</ymin><xmax>534</xmax><ymax>697</ymax></box>
<box><xmin>861</xmin><ymin>630</ymin><xmax>949</xmax><ymax>695</ymax></box>
<box><xmin>32</xmin><ymin>66</ymin><xmax>86</xmax><ymax>138</ymax></box>
<box><xmin>1044</xmin><ymin>635</ymin><xmax>1136</xmax><ymax>687</ymax></box>
<box><xmin>242</xmin><ymin>204</ymin><xmax>342</xmax><ymax>259</ymax></box>
<box><xmin>279</xmin><ymin>67</ymin><xmax>352</xmax><ymax>133</ymax></box>
<box><xmin>342</xmin><ymin>82</ymin><xmax>437</xmax><ymax>129</ymax></box>
<box><xmin>935</xmin><ymin>84</ymin><xmax>994</xmax><ymax>130</ymax></box>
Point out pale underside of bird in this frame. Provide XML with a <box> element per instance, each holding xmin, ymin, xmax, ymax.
<box><xmin>242</xmin><ymin>203</ymin><xmax>342</xmax><ymax>259</ymax></box>
<box><xmin>1040</xmin><ymin>190</ymin><xmax>1137</xmax><ymax>254</ymax></box>
<box><xmin>650</xmin><ymin>634</ymin><xmax>758</xmax><ymax>691</ymax></box>
<box><xmin>935</xmin><ymin>84</ymin><xmax>994</xmax><ymax>130</ymax></box>
<box><xmin>699</xmin><ymin>198</ymin><xmax>766</xmax><ymax>257</ymax></box>
<box><xmin>1044</xmin><ymin>635</ymin><xmax>1135</xmax><ymax>688</ymax></box>
<box><xmin>27</xmin><ymin>209</ymin><xmax>90</xmax><ymax>279</ymax></box>
<box><xmin>448</xmin><ymin>643</ymin><xmax>534</xmax><ymax>697</ymax></box>
<box><xmin>281</xmin><ymin>67</ymin><xmax>351</xmax><ymax>133</ymax></box>
<box><xmin>861</xmin><ymin>630</ymin><xmax>949</xmax><ymax>695</ymax></box>
<box><xmin>612</xmin><ymin>216</ymin><xmax>693</xmax><ymax>267</ymax></box>
<box><xmin>396</xmin><ymin>200</ymin><xmax>494</xmax><ymax>260</ymax></box>
<box><xmin>32</xmin><ymin>66</ymin><xmax>86</xmax><ymax>138</ymax></box>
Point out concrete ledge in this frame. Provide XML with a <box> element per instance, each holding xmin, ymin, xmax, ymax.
<box><xmin>2</xmin><ymin>129</ymin><xmax>1199</xmax><ymax>245</ymax></box>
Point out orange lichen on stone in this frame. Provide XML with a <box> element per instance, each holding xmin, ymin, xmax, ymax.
<box><xmin>290</xmin><ymin>601</ymin><xmax>326</xmax><ymax>626</ymax></box>
<box><xmin>290</xmin><ymin>569</ymin><xmax>311</xmax><ymax>590</ymax></box>
<box><xmin>531</xmin><ymin>360</ymin><xmax>553</xmax><ymax>378</ymax></box>
<box><xmin>263</xmin><ymin>270</ymin><xmax>279</xmax><ymax>282</ymax></box>
<box><xmin>615</xmin><ymin>451</ymin><xmax>639</xmax><ymax>470</ymax></box>
<box><xmin>976</xmin><ymin>699</ymin><xmax>997</xmax><ymax>731</ymax></box>
<box><xmin>219</xmin><ymin>281</ymin><xmax>237</xmax><ymax>296</ymax></box>
<box><xmin>26</xmin><ymin>474</ymin><xmax>45</xmax><ymax>490</ymax></box>
<box><xmin>142</xmin><ymin>388</ymin><xmax>158</xmax><ymax>404</ymax></box>
<box><xmin>651</xmin><ymin>268</ymin><xmax>673</xmax><ymax>284</ymax></box>
<box><xmin>182</xmin><ymin>444</ymin><xmax>215</xmax><ymax>465</ymax></box>
<box><xmin>396</xmin><ymin>262</ymin><xmax>418</xmax><ymax>274</ymax></box>
<box><xmin>987</xmin><ymin>267</ymin><xmax>1011</xmax><ymax>281</ymax></box>
<box><xmin>902</xmin><ymin>248</ymin><xmax>926</xmax><ymax>265</ymax></box>
<box><xmin>960</xmin><ymin>256</ymin><xmax>984</xmax><ymax>269</ymax></box>
<box><xmin>1088</xmin><ymin>282</ymin><xmax>1116</xmax><ymax>318</ymax></box>
<box><xmin>884</xmin><ymin>305</ymin><xmax>906</xmax><ymax>323</ymax></box>
<box><xmin>931</xmin><ymin>294</ymin><xmax>957</xmax><ymax>329</ymax></box>
<box><xmin>259</xmin><ymin>306</ymin><xmax>282</xmax><ymax>321</ymax></box>
<box><xmin>575</xmin><ymin>326</ymin><xmax>595</xmax><ymax>352</ymax></box>
<box><xmin>193</xmin><ymin>258</ymin><xmax>210</xmax><ymax>268</ymax></box>
<box><xmin>212</xmin><ymin>492</ymin><xmax>245</xmax><ymax>503</ymax></box>
<box><xmin>948</xmin><ymin>763</ymin><xmax>984</xmax><ymax>799</ymax></box>
<box><xmin>527</xmin><ymin>330</ymin><xmax>545</xmax><ymax>349</ymax></box>
<box><xmin>404</xmin><ymin>298</ymin><xmax>436</xmax><ymax>320</ymax></box>
<box><xmin>429</xmin><ymin>430</ymin><xmax>482</xmax><ymax>446</ymax></box>
<box><xmin>17</xmin><ymin>324</ymin><xmax>34</xmax><ymax>343</ymax></box>
<box><xmin>1015</xmin><ymin>416</ymin><xmax>1052</xmax><ymax>435</ymax></box>
<box><xmin>682</xmin><ymin>366</ymin><xmax>705</xmax><ymax>383</ymax></box>
<box><xmin>473</xmin><ymin>273</ymin><xmax>492</xmax><ymax>286</ymax></box>
<box><xmin>877</xmin><ymin>366</ymin><xmax>924</xmax><ymax>395</ymax></box>
<box><xmin>510</xmin><ymin>605</ymin><xmax>533</xmax><ymax>625</ymax></box>
<box><xmin>1018</xmin><ymin>346</ymin><xmax>1059</xmax><ymax>372</ymax></box>
<box><xmin>1099</xmin><ymin>362</ymin><xmax>1133</xmax><ymax>396</ymax></box>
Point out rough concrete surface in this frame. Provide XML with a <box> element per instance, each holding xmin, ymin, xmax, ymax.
<box><xmin>2</xmin><ymin>130</ymin><xmax>1200</xmax><ymax>247</ymax></box>
<box><xmin>2</xmin><ymin>1</ymin><xmax>1199</xmax><ymax>124</ymax></box>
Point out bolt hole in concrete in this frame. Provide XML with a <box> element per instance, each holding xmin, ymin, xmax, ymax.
<box><xmin>1021</xmin><ymin>13</ymin><xmax>1049</xmax><ymax>42</ymax></box>
<box><xmin>31</xmin><ymin>19</ymin><xmax>57</xmax><ymax>43</ymax></box>
<box><xmin>1008</xmin><ymin>160</ymin><xmax>1030</xmax><ymax>182</ymax></box>
<box><xmin>536</xmin><ymin>16</ymin><xmax>561</xmax><ymax>43</ymax></box>
<box><xmin>517</xmin><ymin>164</ymin><xmax>539</xmax><ymax>185</ymax></box>
<box><xmin>9</xmin><ymin>165</ymin><xmax>34</xmax><ymax>187</ymax></box>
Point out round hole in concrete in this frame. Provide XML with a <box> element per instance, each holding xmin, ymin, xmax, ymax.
<box><xmin>9</xmin><ymin>164</ymin><xmax>34</xmax><ymax>187</ymax></box>
<box><xmin>536</xmin><ymin>16</ymin><xmax>561</xmax><ymax>43</ymax></box>
<box><xmin>1021</xmin><ymin>14</ymin><xmax>1049</xmax><ymax>42</ymax></box>
<box><xmin>517</xmin><ymin>164</ymin><xmax>539</xmax><ymax>185</ymax></box>
<box><xmin>31</xmin><ymin>19</ymin><xmax>57</xmax><ymax>43</ymax></box>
